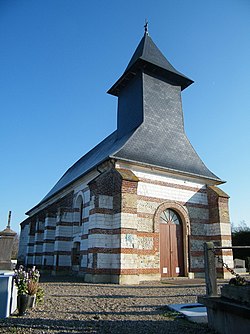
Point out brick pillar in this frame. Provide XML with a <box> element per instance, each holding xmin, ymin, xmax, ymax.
<box><xmin>26</xmin><ymin>218</ymin><xmax>36</xmax><ymax>266</ymax></box>
<box><xmin>42</xmin><ymin>212</ymin><xmax>57</xmax><ymax>269</ymax></box>
<box><xmin>86</xmin><ymin>166</ymin><xmax>139</xmax><ymax>284</ymax></box>
<box><xmin>207</xmin><ymin>186</ymin><xmax>233</xmax><ymax>278</ymax></box>
<box><xmin>86</xmin><ymin>167</ymin><xmax>122</xmax><ymax>283</ymax></box>
<box><xmin>18</xmin><ymin>219</ymin><xmax>30</xmax><ymax>265</ymax></box>
<box><xmin>117</xmin><ymin>168</ymin><xmax>139</xmax><ymax>284</ymax></box>
<box><xmin>25</xmin><ymin>219</ymin><xmax>35</xmax><ymax>266</ymax></box>
<box><xmin>53</xmin><ymin>207</ymin><xmax>73</xmax><ymax>273</ymax></box>
<box><xmin>33</xmin><ymin>217</ymin><xmax>45</xmax><ymax>266</ymax></box>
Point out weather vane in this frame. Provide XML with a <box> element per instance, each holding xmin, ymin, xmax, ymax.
<box><xmin>144</xmin><ymin>19</ymin><xmax>148</xmax><ymax>35</ymax></box>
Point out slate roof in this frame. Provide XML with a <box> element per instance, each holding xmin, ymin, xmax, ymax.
<box><xmin>40</xmin><ymin>123</ymin><xmax>220</xmax><ymax>206</ymax></box>
<box><xmin>112</xmin><ymin>122</ymin><xmax>220</xmax><ymax>181</ymax></box>
<box><xmin>108</xmin><ymin>32</ymin><xmax>193</xmax><ymax>96</ymax></box>
<box><xmin>28</xmin><ymin>32</ymin><xmax>222</xmax><ymax>213</ymax></box>
<box><xmin>40</xmin><ymin>130</ymin><xmax>132</xmax><ymax>202</ymax></box>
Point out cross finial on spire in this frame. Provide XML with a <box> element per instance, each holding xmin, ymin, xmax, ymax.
<box><xmin>144</xmin><ymin>19</ymin><xmax>148</xmax><ymax>35</ymax></box>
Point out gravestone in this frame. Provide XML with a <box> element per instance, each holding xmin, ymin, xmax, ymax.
<box><xmin>0</xmin><ymin>211</ymin><xmax>17</xmax><ymax>270</ymax></box>
<box><xmin>0</xmin><ymin>212</ymin><xmax>18</xmax><ymax>318</ymax></box>
<box><xmin>199</xmin><ymin>284</ymin><xmax>250</xmax><ymax>334</ymax></box>
<box><xmin>234</xmin><ymin>258</ymin><xmax>247</xmax><ymax>273</ymax></box>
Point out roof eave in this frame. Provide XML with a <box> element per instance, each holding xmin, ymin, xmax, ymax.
<box><xmin>107</xmin><ymin>59</ymin><xmax>193</xmax><ymax>96</ymax></box>
<box><xmin>110</xmin><ymin>156</ymin><xmax>224</xmax><ymax>185</ymax></box>
<box><xmin>25</xmin><ymin>157</ymin><xmax>111</xmax><ymax>217</ymax></box>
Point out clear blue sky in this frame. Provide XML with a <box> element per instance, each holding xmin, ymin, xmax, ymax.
<box><xmin>0</xmin><ymin>0</ymin><xmax>249</xmax><ymax>233</ymax></box>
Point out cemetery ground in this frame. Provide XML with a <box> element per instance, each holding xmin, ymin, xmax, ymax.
<box><xmin>0</xmin><ymin>276</ymin><xmax>217</xmax><ymax>334</ymax></box>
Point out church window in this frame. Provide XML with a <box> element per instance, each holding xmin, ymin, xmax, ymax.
<box><xmin>160</xmin><ymin>209</ymin><xmax>181</xmax><ymax>225</ymax></box>
<box><xmin>30</xmin><ymin>221</ymin><xmax>36</xmax><ymax>235</ymax></box>
<box><xmin>72</xmin><ymin>242</ymin><xmax>80</xmax><ymax>266</ymax></box>
<box><xmin>79</xmin><ymin>200</ymin><xmax>83</xmax><ymax>226</ymax></box>
<box><xmin>75</xmin><ymin>194</ymin><xmax>84</xmax><ymax>227</ymax></box>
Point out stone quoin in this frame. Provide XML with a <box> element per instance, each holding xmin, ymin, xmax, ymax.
<box><xmin>18</xmin><ymin>28</ymin><xmax>233</xmax><ymax>284</ymax></box>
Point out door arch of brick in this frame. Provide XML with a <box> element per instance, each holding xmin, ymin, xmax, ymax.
<box><xmin>154</xmin><ymin>201</ymin><xmax>190</xmax><ymax>277</ymax></box>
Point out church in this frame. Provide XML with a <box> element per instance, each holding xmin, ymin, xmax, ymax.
<box><xmin>18</xmin><ymin>28</ymin><xmax>233</xmax><ymax>284</ymax></box>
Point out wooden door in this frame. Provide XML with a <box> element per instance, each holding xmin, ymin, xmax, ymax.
<box><xmin>160</xmin><ymin>209</ymin><xmax>184</xmax><ymax>277</ymax></box>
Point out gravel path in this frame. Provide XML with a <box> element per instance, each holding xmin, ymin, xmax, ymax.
<box><xmin>0</xmin><ymin>276</ymin><xmax>216</xmax><ymax>334</ymax></box>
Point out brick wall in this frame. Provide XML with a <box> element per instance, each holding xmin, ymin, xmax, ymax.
<box><xmin>19</xmin><ymin>161</ymin><xmax>232</xmax><ymax>282</ymax></box>
<box><xmin>207</xmin><ymin>186</ymin><xmax>233</xmax><ymax>276</ymax></box>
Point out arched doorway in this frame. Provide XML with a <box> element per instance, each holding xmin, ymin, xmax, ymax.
<box><xmin>159</xmin><ymin>208</ymin><xmax>184</xmax><ymax>277</ymax></box>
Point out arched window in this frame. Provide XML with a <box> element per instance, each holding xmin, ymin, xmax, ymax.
<box><xmin>160</xmin><ymin>209</ymin><xmax>181</xmax><ymax>225</ymax></box>
<box><xmin>75</xmin><ymin>195</ymin><xmax>83</xmax><ymax>227</ymax></box>
<box><xmin>72</xmin><ymin>242</ymin><xmax>80</xmax><ymax>266</ymax></box>
<box><xmin>79</xmin><ymin>200</ymin><xmax>83</xmax><ymax>226</ymax></box>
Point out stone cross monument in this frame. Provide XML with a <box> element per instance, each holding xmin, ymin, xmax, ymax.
<box><xmin>0</xmin><ymin>211</ymin><xmax>17</xmax><ymax>270</ymax></box>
